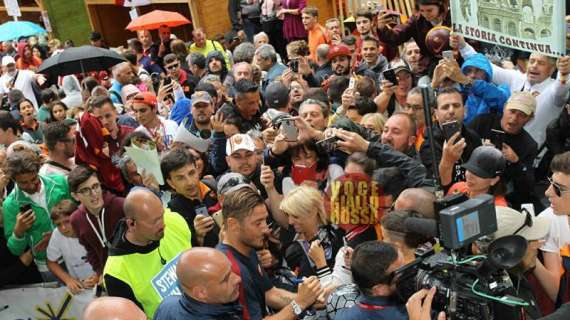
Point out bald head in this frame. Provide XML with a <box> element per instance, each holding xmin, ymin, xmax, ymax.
<box><xmin>83</xmin><ymin>297</ymin><xmax>146</xmax><ymax>320</ymax></box>
<box><xmin>394</xmin><ymin>188</ymin><xmax>435</xmax><ymax>218</ymax></box>
<box><xmin>123</xmin><ymin>188</ymin><xmax>161</xmax><ymax>219</ymax></box>
<box><xmin>112</xmin><ymin>62</ymin><xmax>135</xmax><ymax>85</ymax></box>
<box><xmin>177</xmin><ymin>248</ymin><xmax>241</xmax><ymax>304</ymax></box>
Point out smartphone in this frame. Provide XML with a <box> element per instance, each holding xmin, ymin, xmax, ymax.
<box><xmin>316</xmin><ymin>135</ymin><xmax>339</xmax><ymax>152</ymax></box>
<box><xmin>490</xmin><ymin>129</ymin><xmax>505</xmax><ymax>149</ymax></box>
<box><xmin>163</xmin><ymin>77</ymin><xmax>172</xmax><ymax>86</ymax></box>
<box><xmin>289</xmin><ymin>59</ymin><xmax>299</xmax><ymax>73</ymax></box>
<box><xmin>387</xmin><ymin>13</ymin><xmax>401</xmax><ymax>25</ymax></box>
<box><xmin>280</xmin><ymin>118</ymin><xmax>298</xmax><ymax>141</ymax></box>
<box><xmin>441</xmin><ymin>121</ymin><xmax>461</xmax><ymax>142</ymax></box>
<box><xmin>348</xmin><ymin>77</ymin><xmax>356</xmax><ymax>90</ymax></box>
<box><xmin>20</xmin><ymin>203</ymin><xmax>32</xmax><ymax>213</ymax></box>
<box><xmin>442</xmin><ymin>50</ymin><xmax>454</xmax><ymax>60</ymax></box>
<box><xmin>195</xmin><ymin>205</ymin><xmax>209</xmax><ymax>217</ymax></box>
<box><xmin>383</xmin><ymin>68</ymin><xmax>398</xmax><ymax>85</ymax></box>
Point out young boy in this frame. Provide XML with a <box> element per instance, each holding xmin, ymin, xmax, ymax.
<box><xmin>47</xmin><ymin>199</ymin><xmax>97</xmax><ymax>294</ymax></box>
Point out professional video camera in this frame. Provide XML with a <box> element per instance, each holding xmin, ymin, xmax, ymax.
<box><xmin>393</xmin><ymin>87</ymin><xmax>532</xmax><ymax>320</ymax></box>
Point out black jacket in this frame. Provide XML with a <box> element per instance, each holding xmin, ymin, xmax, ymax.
<box><xmin>420</xmin><ymin>123</ymin><xmax>481</xmax><ymax>188</ymax></box>
<box><xmin>154</xmin><ymin>292</ymin><xmax>243</xmax><ymax>320</ymax></box>
<box><xmin>469</xmin><ymin>113</ymin><xmax>537</xmax><ymax>208</ymax></box>
<box><xmin>168</xmin><ymin>191</ymin><xmax>220</xmax><ymax>248</ymax></box>
<box><xmin>546</xmin><ymin>109</ymin><xmax>570</xmax><ymax>155</ymax></box>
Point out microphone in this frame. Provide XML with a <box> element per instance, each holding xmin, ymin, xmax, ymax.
<box><xmin>404</xmin><ymin>217</ymin><xmax>438</xmax><ymax>238</ymax></box>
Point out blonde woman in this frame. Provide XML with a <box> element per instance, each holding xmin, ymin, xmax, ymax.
<box><xmin>360</xmin><ymin>113</ymin><xmax>387</xmax><ymax>136</ymax></box>
<box><xmin>280</xmin><ymin>185</ymin><xmax>344</xmax><ymax>285</ymax></box>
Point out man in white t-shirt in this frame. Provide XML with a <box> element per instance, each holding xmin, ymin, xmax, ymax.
<box><xmin>0</xmin><ymin>56</ymin><xmax>42</xmax><ymax>109</ymax></box>
<box><xmin>131</xmin><ymin>91</ymin><xmax>178</xmax><ymax>153</ymax></box>
<box><xmin>535</xmin><ymin>151</ymin><xmax>570</xmax><ymax>302</ymax></box>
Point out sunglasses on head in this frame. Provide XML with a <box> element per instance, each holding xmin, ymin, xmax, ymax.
<box><xmin>548</xmin><ymin>176</ymin><xmax>570</xmax><ymax>197</ymax></box>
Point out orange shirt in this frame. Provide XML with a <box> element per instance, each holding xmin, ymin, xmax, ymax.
<box><xmin>447</xmin><ymin>182</ymin><xmax>507</xmax><ymax>206</ymax></box>
<box><xmin>308</xmin><ymin>24</ymin><xmax>329</xmax><ymax>62</ymax></box>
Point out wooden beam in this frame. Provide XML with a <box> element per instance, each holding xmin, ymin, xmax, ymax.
<box><xmin>188</xmin><ymin>0</ymin><xmax>201</xmax><ymax>31</ymax></box>
<box><xmin>84</xmin><ymin>0</ymin><xmax>115</xmax><ymax>5</ymax></box>
<box><xmin>0</xmin><ymin>6</ymin><xmax>42</xmax><ymax>12</ymax></box>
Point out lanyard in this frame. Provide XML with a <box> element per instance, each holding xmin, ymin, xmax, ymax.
<box><xmin>85</xmin><ymin>208</ymin><xmax>107</xmax><ymax>248</ymax></box>
<box><xmin>357</xmin><ymin>302</ymin><xmax>385</xmax><ymax>310</ymax></box>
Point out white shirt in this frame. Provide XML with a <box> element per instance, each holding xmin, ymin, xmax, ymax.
<box><xmin>460</xmin><ymin>44</ymin><xmax>570</xmax><ymax>147</ymax></box>
<box><xmin>135</xmin><ymin>116</ymin><xmax>179</xmax><ymax>150</ymax></box>
<box><xmin>47</xmin><ymin>228</ymin><xmax>94</xmax><ymax>280</ymax></box>
<box><xmin>540</xmin><ymin>207</ymin><xmax>570</xmax><ymax>253</ymax></box>
<box><xmin>0</xmin><ymin>69</ymin><xmax>39</xmax><ymax>109</ymax></box>
<box><xmin>22</xmin><ymin>180</ymin><xmax>47</xmax><ymax>212</ymax></box>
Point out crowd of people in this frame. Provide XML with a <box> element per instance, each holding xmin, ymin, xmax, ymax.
<box><xmin>1</xmin><ymin>0</ymin><xmax>570</xmax><ymax>319</ymax></box>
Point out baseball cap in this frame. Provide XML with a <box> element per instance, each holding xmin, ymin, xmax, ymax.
<box><xmin>2</xmin><ymin>55</ymin><xmax>15</xmax><ymax>67</ymax></box>
<box><xmin>121</xmin><ymin>84</ymin><xmax>141</xmax><ymax>104</ymax></box>
<box><xmin>389</xmin><ymin>60</ymin><xmax>412</xmax><ymax>75</ymax></box>
<box><xmin>327</xmin><ymin>45</ymin><xmax>351</xmax><ymax>60</ymax></box>
<box><xmin>132</xmin><ymin>91</ymin><xmax>157</xmax><ymax>108</ymax></box>
<box><xmin>504</xmin><ymin>92</ymin><xmax>536</xmax><ymax>116</ymax></box>
<box><xmin>264</xmin><ymin>82</ymin><xmax>289</xmax><ymax>109</ymax></box>
<box><xmin>191</xmin><ymin>91</ymin><xmax>212</xmax><ymax>107</ymax></box>
<box><xmin>217</xmin><ymin>172</ymin><xmax>254</xmax><ymax>195</ymax></box>
<box><xmin>226</xmin><ymin>133</ymin><xmax>256</xmax><ymax>156</ymax></box>
<box><xmin>493</xmin><ymin>206</ymin><xmax>550</xmax><ymax>241</ymax></box>
<box><xmin>462</xmin><ymin>146</ymin><xmax>506</xmax><ymax>179</ymax></box>
<box><xmin>90</xmin><ymin>31</ymin><xmax>102</xmax><ymax>41</ymax></box>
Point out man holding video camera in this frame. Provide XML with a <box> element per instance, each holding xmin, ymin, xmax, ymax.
<box><xmin>335</xmin><ymin>241</ymin><xmax>408</xmax><ymax>319</ymax></box>
<box><xmin>469</xmin><ymin>92</ymin><xmax>538</xmax><ymax>210</ymax></box>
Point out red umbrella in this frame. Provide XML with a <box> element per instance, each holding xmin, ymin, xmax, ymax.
<box><xmin>126</xmin><ymin>10</ymin><xmax>191</xmax><ymax>31</ymax></box>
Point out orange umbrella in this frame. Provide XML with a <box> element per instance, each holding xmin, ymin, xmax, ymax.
<box><xmin>126</xmin><ymin>10</ymin><xmax>191</xmax><ymax>31</ymax></box>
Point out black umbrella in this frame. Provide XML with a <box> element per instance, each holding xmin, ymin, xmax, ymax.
<box><xmin>37</xmin><ymin>45</ymin><xmax>127</xmax><ymax>77</ymax></box>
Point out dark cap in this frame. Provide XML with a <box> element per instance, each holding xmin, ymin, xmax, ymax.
<box><xmin>264</xmin><ymin>81</ymin><xmax>290</xmax><ymax>109</ymax></box>
<box><xmin>89</xmin><ymin>31</ymin><xmax>102</xmax><ymax>41</ymax></box>
<box><xmin>462</xmin><ymin>146</ymin><xmax>506</xmax><ymax>179</ymax></box>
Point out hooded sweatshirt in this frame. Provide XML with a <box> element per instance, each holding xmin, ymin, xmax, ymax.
<box><xmin>60</xmin><ymin>75</ymin><xmax>83</xmax><ymax>109</ymax></box>
<box><xmin>461</xmin><ymin>53</ymin><xmax>511</xmax><ymax>124</ymax></box>
<box><xmin>206</xmin><ymin>50</ymin><xmax>229</xmax><ymax>83</ymax></box>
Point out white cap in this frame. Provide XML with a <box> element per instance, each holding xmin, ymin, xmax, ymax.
<box><xmin>226</xmin><ymin>133</ymin><xmax>256</xmax><ymax>156</ymax></box>
<box><xmin>2</xmin><ymin>55</ymin><xmax>15</xmax><ymax>67</ymax></box>
<box><xmin>494</xmin><ymin>206</ymin><xmax>550</xmax><ymax>241</ymax></box>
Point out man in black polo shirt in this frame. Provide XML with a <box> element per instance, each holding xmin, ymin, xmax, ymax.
<box><xmin>420</xmin><ymin>87</ymin><xmax>481</xmax><ymax>188</ymax></box>
<box><xmin>469</xmin><ymin>92</ymin><xmax>538</xmax><ymax>210</ymax></box>
<box><xmin>161</xmin><ymin>148</ymin><xmax>220</xmax><ymax>247</ymax></box>
<box><xmin>217</xmin><ymin>187</ymin><xmax>322</xmax><ymax>319</ymax></box>
<box><xmin>219</xmin><ymin>79</ymin><xmax>264</xmax><ymax>133</ymax></box>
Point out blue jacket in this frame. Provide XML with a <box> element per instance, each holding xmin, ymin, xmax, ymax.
<box><xmin>170</xmin><ymin>98</ymin><xmax>192</xmax><ymax>125</ymax></box>
<box><xmin>461</xmin><ymin>53</ymin><xmax>510</xmax><ymax>124</ymax></box>
<box><xmin>335</xmin><ymin>294</ymin><xmax>409</xmax><ymax>320</ymax></box>
<box><xmin>153</xmin><ymin>292</ymin><xmax>243</xmax><ymax>320</ymax></box>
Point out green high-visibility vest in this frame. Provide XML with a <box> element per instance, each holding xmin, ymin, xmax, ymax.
<box><xmin>104</xmin><ymin>209</ymin><xmax>192</xmax><ymax>318</ymax></box>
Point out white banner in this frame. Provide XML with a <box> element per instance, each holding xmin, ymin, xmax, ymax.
<box><xmin>4</xmin><ymin>0</ymin><xmax>21</xmax><ymax>17</ymax></box>
<box><xmin>0</xmin><ymin>285</ymin><xmax>95</xmax><ymax>319</ymax></box>
<box><xmin>451</xmin><ymin>0</ymin><xmax>567</xmax><ymax>57</ymax></box>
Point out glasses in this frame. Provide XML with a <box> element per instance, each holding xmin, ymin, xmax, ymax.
<box><xmin>513</xmin><ymin>208</ymin><xmax>533</xmax><ymax>236</ymax></box>
<box><xmin>77</xmin><ymin>183</ymin><xmax>101</xmax><ymax>196</ymax></box>
<box><xmin>548</xmin><ymin>176</ymin><xmax>570</xmax><ymax>197</ymax></box>
<box><xmin>166</xmin><ymin>63</ymin><xmax>179</xmax><ymax>70</ymax></box>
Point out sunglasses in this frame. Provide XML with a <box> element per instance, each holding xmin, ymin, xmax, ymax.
<box><xmin>548</xmin><ymin>176</ymin><xmax>570</xmax><ymax>197</ymax></box>
<box><xmin>166</xmin><ymin>63</ymin><xmax>179</xmax><ymax>70</ymax></box>
<box><xmin>513</xmin><ymin>208</ymin><xmax>533</xmax><ymax>236</ymax></box>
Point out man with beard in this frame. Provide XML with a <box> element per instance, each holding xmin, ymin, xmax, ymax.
<box><xmin>103</xmin><ymin>188</ymin><xmax>191</xmax><ymax>319</ymax></box>
<box><xmin>162</xmin><ymin>148</ymin><xmax>220</xmax><ymax>247</ymax></box>
<box><xmin>255</xmin><ymin>44</ymin><xmax>287</xmax><ymax>91</ymax></box>
<box><xmin>153</xmin><ymin>248</ymin><xmax>242</xmax><ymax>319</ymax></box>
<box><xmin>2</xmin><ymin>149</ymin><xmax>72</xmax><ymax>281</ymax></box>
<box><xmin>206</xmin><ymin>50</ymin><xmax>229</xmax><ymax>83</ymax></box>
<box><xmin>69</xmin><ymin>165</ymin><xmax>125</xmax><ymax>276</ymax></box>
<box><xmin>183</xmin><ymin>91</ymin><xmax>215</xmax><ymax>140</ymax></box>
<box><xmin>381</xmin><ymin>112</ymin><xmax>417</xmax><ymax>157</ymax></box>
<box><xmin>328</xmin><ymin>44</ymin><xmax>351</xmax><ymax>77</ymax></box>
<box><xmin>217</xmin><ymin>187</ymin><xmax>323</xmax><ymax>319</ymax></box>
<box><xmin>109</xmin><ymin>62</ymin><xmax>138</xmax><ymax>105</ymax></box>
<box><xmin>40</xmin><ymin>120</ymin><xmax>76</xmax><ymax>176</ymax></box>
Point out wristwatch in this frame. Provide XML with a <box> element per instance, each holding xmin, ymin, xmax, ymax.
<box><xmin>290</xmin><ymin>300</ymin><xmax>303</xmax><ymax>316</ymax></box>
